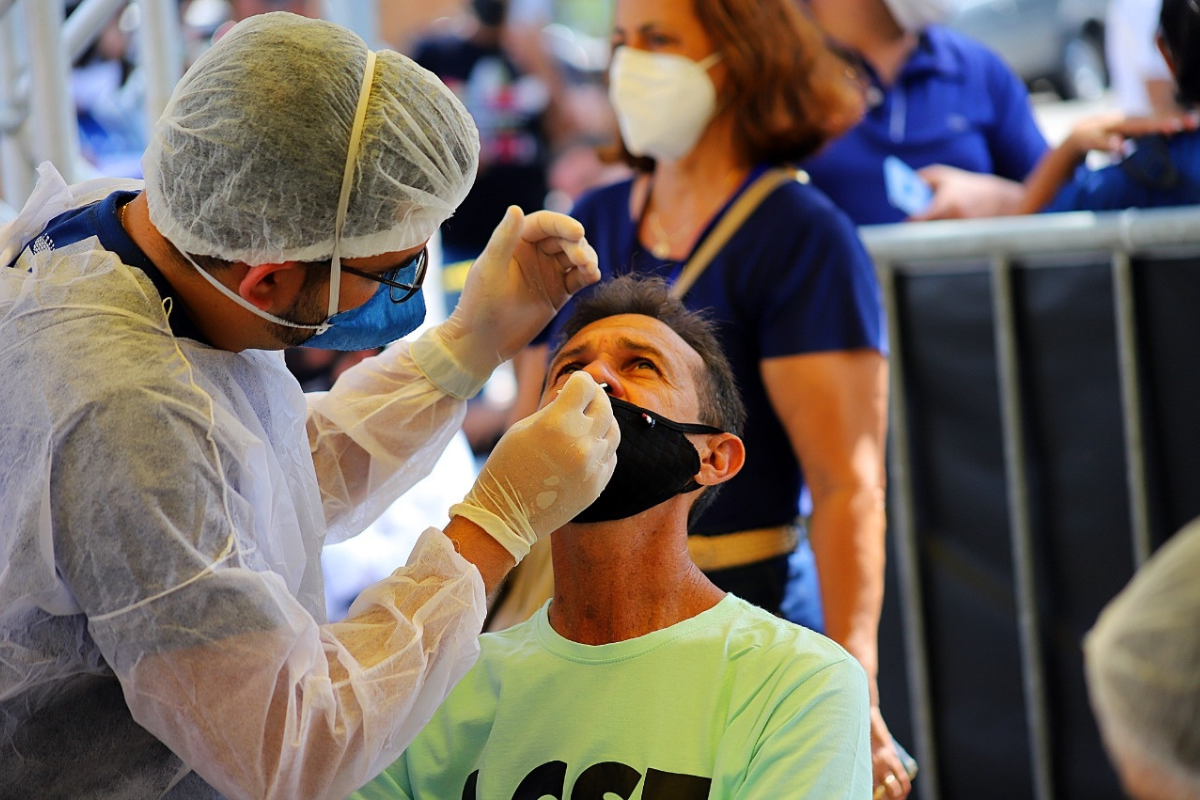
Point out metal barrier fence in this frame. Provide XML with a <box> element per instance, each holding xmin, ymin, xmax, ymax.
<box><xmin>861</xmin><ymin>206</ymin><xmax>1200</xmax><ymax>800</ymax></box>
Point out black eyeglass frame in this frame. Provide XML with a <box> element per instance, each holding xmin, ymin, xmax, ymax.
<box><xmin>339</xmin><ymin>246</ymin><xmax>428</xmax><ymax>304</ymax></box>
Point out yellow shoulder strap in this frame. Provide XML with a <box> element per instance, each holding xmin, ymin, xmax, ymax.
<box><xmin>670</xmin><ymin>168</ymin><xmax>806</xmax><ymax>298</ymax></box>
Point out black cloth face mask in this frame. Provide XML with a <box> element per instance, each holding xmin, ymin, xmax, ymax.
<box><xmin>574</xmin><ymin>396</ymin><xmax>724</xmax><ymax>523</ymax></box>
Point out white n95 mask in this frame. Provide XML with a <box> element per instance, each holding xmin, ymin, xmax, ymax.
<box><xmin>882</xmin><ymin>0</ymin><xmax>957</xmax><ymax>31</ymax></box>
<box><xmin>608</xmin><ymin>47</ymin><xmax>722</xmax><ymax>163</ymax></box>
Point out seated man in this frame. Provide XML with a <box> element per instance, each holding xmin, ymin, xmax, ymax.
<box><xmin>353</xmin><ymin>276</ymin><xmax>871</xmax><ymax>799</ymax></box>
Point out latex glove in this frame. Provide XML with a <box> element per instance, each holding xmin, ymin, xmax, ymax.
<box><xmin>414</xmin><ymin>206</ymin><xmax>599</xmax><ymax>398</ymax></box>
<box><xmin>450</xmin><ymin>371</ymin><xmax>618</xmax><ymax>560</ymax></box>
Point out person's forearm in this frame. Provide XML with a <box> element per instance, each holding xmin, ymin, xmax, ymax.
<box><xmin>444</xmin><ymin>516</ymin><xmax>517</xmax><ymax>594</ymax></box>
<box><xmin>307</xmin><ymin>338</ymin><xmax>468</xmax><ymax>539</ymax></box>
<box><xmin>1017</xmin><ymin>143</ymin><xmax>1087</xmax><ymax>214</ymax></box>
<box><xmin>121</xmin><ymin>529</ymin><xmax>487</xmax><ymax>800</ymax></box>
<box><xmin>808</xmin><ymin>487</ymin><xmax>887</xmax><ymax>697</ymax></box>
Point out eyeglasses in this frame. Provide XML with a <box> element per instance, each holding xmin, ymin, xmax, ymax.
<box><xmin>339</xmin><ymin>246</ymin><xmax>428</xmax><ymax>304</ymax></box>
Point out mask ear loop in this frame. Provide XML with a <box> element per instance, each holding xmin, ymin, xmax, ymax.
<box><xmin>322</xmin><ymin>48</ymin><xmax>378</xmax><ymax>334</ymax></box>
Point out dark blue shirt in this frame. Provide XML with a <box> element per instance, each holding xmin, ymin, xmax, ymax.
<box><xmin>538</xmin><ymin>170</ymin><xmax>886</xmax><ymax>535</ymax></box>
<box><xmin>1044</xmin><ymin>130</ymin><xmax>1200</xmax><ymax>212</ymax></box>
<box><xmin>13</xmin><ymin>190</ymin><xmax>210</xmax><ymax>345</ymax></box>
<box><xmin>803</xmin><ymin>26</ymin><xmax>1048</xmax><ymax>225</ymax></box>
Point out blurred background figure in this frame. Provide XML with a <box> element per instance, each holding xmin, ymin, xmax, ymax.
<box><xmin>70</xmin><ymin>0</ymin><xmax>145</xmax><ymax>178</ymax></box>
<box><xmin>1107</xmin><ymin>0</ymin><xmax>1179</xmax><ymax>116</ymax></box>
<box><xmin>408</xmin><ymin>0</ymin><xmax>624</xmax><ymax>458</ymax></box>
<box><xmin>802</xmin><ymin>0</ymin><xmax>1048</xmax><ymax>224</ymax></box>
<box><xmin>412</xmin><ymin>0</ymin><xmax>560</xmax><ymax>270</ymax></box>
<box><xmin>1084</xmin><ymin>516</ymin><xmax>1200</xmax><ymax>800</ymax></box>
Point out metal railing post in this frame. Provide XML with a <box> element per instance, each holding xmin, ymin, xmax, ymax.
<box><xmin>63</xmin><ymin>0</ymin><xmax>128</xmax><ymax>64</ymax></box>
<box><xmin>0</xmin><ymin>0</ymin><xmax>33</xmax><ymax>208</ymax></box>
<box><xmin>879</xmin><ymin>260</ymin><xmax>941</xmax><ymax>800</ymax></box>
<box><xmin>23</xmin><ymin>0</ymin><xmax>83</xmax><ymax>183</ymax></box>
<box><xmin>990</xmin><ymin>255</ymin><xmax>1054</xmax><ymax>800</ymax></box>
<box><xmin>137</xmin><ymin>0</ymin><xmax>183</xmax><ymax>131</ymax></box>
<box><xmin>1110</xmin><ymin>250</ymin><xmax>1153</xmax><ymax>567</ymax></box>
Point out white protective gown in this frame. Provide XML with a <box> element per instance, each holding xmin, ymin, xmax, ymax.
<box><xmin>0</xmin><ymin>166</ymin><xmax>487</xmax><ymax>799</ymax></box>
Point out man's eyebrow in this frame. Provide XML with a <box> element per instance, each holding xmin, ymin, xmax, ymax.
<box><xmin>548</xmin><ymin>342</ymin><xmax>590</xmax><ymax>372</ymax></box>
<box><xmin>614</xmin><ymin>337</ymin><xmax>666</xmax><ymax>363</ymax></box>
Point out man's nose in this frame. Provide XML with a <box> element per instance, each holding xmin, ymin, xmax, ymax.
<box><xmin>583</xmin><ymin>362</ymin><xmax>622</xmax><ymax>398</ymax></box>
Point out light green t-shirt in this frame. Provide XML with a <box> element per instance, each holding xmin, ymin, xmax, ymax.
<box><xmin>352</xmin><ymin>594</ymin><xmax>871</xmax><ymax>799</ymax></box>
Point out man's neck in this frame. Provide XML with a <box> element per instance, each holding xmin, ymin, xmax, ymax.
<box><xmin>120</xmin><ymin>192</ymin><xmax>274</xmax><ymax>351</ymax></box>
<box><xmin>547</xmin><ymin>508</ymin><xmax>726</xmax><ymax>646</ymax></box>
<box><xmin>817</xmin><ymin>0</ymin><xmax>918</xmax><ymax>86</ymax></box>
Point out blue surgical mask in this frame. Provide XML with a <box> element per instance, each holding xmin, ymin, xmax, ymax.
<box><xmin>303</xmin><ymin>283</ymin><xmax>426</xmax><ymax>350</ymax></box>
<box><xmin>182</xmin><ymin>251</ymin><xmax>427</xmax><ymax>351</ymax></box>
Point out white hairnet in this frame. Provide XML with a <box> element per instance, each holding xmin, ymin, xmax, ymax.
<box><xmin>143</xmin><ymin>12</ymin><xmax>479</xmax><ymax>265</ymax></box>
<box><xmin>1085</xmin><ymin>518</ymin><xmax>1200</xmax><ymax>798</ymax></box>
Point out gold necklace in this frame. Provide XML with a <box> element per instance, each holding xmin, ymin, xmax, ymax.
<box><xmin>644</xmin><ymin>166</ymin><xmax>746</xmax><ymax>260</ymax></box>
<box><xmin>647</xmin><ymin>208</ymin><xmax>685</xmax><ymax>260</ymax></box>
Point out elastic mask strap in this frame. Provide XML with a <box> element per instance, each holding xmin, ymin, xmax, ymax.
<box><xmin>325</xmin><ymin>48</ymin><xmax>378</xmax><ymax>331</ymax></box>
<box><xmin>661</xmin><ymin>418</ymin><xmax>725</xmax><ymax>436</ymax></box>
<box><xmin>182</xmin><ymin>251</ymin><xmax>322</xmax><ymax>330</ymax></box>
<box><xmin>610</xmin><ymin>397</ymin><xmax>724</xmax><ymax>436</ymax></box>
<box><xmin>697</xmin><ymin>52</ymin><xmax>723</xmax><ymax>71</ymax></box>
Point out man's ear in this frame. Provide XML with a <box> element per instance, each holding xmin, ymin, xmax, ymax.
<box><xmin>238</xmin><ymin>261</ymin><xmax>309</xmax><ymax>312</ymax></box>
<box><xmin>693</xmin><ymin>432</ymin><xmax>745</xmax><ymax>487</ymax></box>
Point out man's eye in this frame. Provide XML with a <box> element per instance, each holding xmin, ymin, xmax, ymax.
<box><xmin>633</xmin><ymin>359</ymin><xmax>660</xmax><ymax>372</ymax></box>
<box><xmin>554</xmin><ymin>363</ymin><xmax>581</xmax><ymax>380</ymax></box>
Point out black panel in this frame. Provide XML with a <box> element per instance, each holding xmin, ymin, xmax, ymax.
<box><xmin>880</xmin><ymin>254</ymin><xmax>1200</xmax><ymax>799</ymax></box>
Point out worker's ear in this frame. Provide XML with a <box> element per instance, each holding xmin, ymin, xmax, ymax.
<box><xmin>692</xmin><ymin>432</ymin><xmax>745</xmax><ymax>487</ymax></box>
<box><xmin>237</xmin><ymin>262</ymin><xmax>310</xmax><ymax>312</ymax></box>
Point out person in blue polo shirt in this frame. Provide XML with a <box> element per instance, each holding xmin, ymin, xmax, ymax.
<box><xmin>803</xmin><ymin>0</ymin><xmax>1048</xmax><ymax>225</ymax></box>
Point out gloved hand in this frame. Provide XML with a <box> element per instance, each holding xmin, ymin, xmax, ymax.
<box><xmin>414</xmin><ymin>206</ymin><xmax>599</xmax><ymax>398</ymax></box>
<box><xmin>450</xmin><ymin>372</ymin><xmax>619</xmax><ymax>560</ymax></box>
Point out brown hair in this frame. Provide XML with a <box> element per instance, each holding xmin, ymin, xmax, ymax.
<box><xmin>608</xmin><ymin>0</ymin><xmax>864</xmax><ymax>170</ymax></box>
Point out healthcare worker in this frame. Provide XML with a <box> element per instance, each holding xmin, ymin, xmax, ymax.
<box><xmin>0</xmin><ymin>12</ymin><xmax>616</xmax><ymax>800</ymax></box>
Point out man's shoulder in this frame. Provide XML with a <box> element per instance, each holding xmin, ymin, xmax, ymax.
<box><xmin>719</xmin><ymin>596</ymin><xmax>859</xmax><ymax>670</ymax></box>
<box><xmin>476</xmin><ymin>608</ymin><xmax>547</xmax><ymax>664</ymax></box>
<box><xmin>919</xmin><ymin>25</ymin><xmax>1026</xmax><ymax>97</ymax></box>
